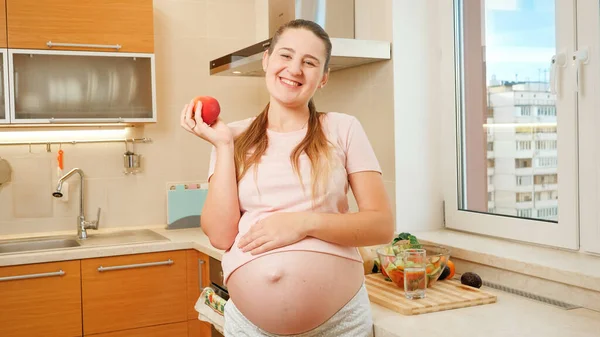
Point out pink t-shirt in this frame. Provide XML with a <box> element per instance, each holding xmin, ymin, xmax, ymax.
<box><xmin>207</xmin><ymin>112</ymin><xmax>382</xmax><ymax>284</ymax></box>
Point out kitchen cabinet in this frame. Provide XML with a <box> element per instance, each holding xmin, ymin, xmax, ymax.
<box><xmin>89</xmin><ymin>322</ymin><xmax>188</xmax><ymax>337</ymax></box>
<box><xmin>6</xmin><ymin>0</ymin><xmax>154</xmax><ymax>53</ymax></box>
<box><xmin>9</xmin><ymin>49</ymin><xmax>156</xmax><ymax>124</ymax></box>
<box><xmin>0</xmin><ymin>0</ymin><xmax>7</xmax><ymax>48</ymax></box>
<box><xmin>0</xmin><ymin>260</ymin><xmax>82</xmax><ymax>337</ymax></box>
<box><xmin>81</xmin><ymin>250</ymin><xmax>188</xmax><ymax>335</ymax></box>
<box><xmin>0</xmin><ymin>50</ymin><xmax>9</xmax><ymax>124</ymax></box>
<box><xmin>187</xmin><ymin>250</ymin><xmax>212</xmax><ymax>336</ymax></box>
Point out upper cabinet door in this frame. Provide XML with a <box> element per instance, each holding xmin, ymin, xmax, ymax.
<box><xmin>0</xmin><ymin>0</ymin><xmax>7</xmax><ymax>48</ymax></box>
<box><xmin>0</xmin><ymin>51</ymin><xmax>9</xmax><ymax>124</ymax></box>
<box><xmin>6</xmin><ymin>0</ymin><xmax>154</xmax><ymax>53</ymax></box>
<box><xmin>10</xmin><ymin>49</ymin><xmax>156</xmax><ymax>123</ymax></box>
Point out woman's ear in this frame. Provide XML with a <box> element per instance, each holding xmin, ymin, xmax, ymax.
<box><xmin>319</xmin><ymin>70</ymin><xmax>330</xmax><ymax>88</ymax></box>
<box><xmin>262</xmin><ymin>50</ymin><xmax>269</xmax><ymax>72</ymax></box>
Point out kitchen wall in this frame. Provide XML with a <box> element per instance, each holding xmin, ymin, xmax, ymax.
<box><xmin>0</xmin><ymin>0</ymin><xmax>398</xmax><ymax>236</ymax></box>
<box><xmin>314</xmin><ymin>0</ymin><xmax>396</xmax><ymax>216</ymax></box>
<box><xmin>0</xmin><ymin>0</ymin><xmax>267</xmax><ymax>235</ymax></box>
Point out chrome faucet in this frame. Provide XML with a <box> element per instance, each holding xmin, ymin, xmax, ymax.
<box><xmin>52</xmin><ymin>168</ymin><xmax>100</xmax><ymax>239</ymax></box>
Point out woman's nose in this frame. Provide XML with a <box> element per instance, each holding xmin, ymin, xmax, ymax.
<box><xmin>288</xmin><ymin>61</ymin><xmax>302</xmax><ymax>75</ymax></box>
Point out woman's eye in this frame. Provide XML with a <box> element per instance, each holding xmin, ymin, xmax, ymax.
<box><xmin>304</xmin><ymin>61</ymin><xmax>316</xmax><ymax>66</ymax></box>
<box><xmin>281</xmin><ymin>54</ymin><xmax>291</xmax><ymax>59</ymax></box>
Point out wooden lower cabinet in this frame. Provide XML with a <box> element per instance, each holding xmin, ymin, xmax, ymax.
<box><xmin>188</xmin><ymin>319</ymin><xmax>212</xmax><ymax>337</ymax></box>
<box><xmin>81</xmin><ymin>250</ymin><xmax>188</xmax><ymax>335</ymax></box>
<box><xmin>88</xmin><ymin>321</ymin><xmax>188</xmax><ymax>337</ymax></box>
<box><xmin>0</xmin><ymin>249</ymin><xmax>213</xmax><ymax>337</ymax></box>
<box><xmin>0</xmin><ymin>260</ymin><xmax>82</xmax><ymax>337</ymax></box>
<box><xmin>187</xmin><ymin>250</ymin><xmax>211</xmax><ymax>319</ymax></box>
<box><xmin>187</xmin><ymin>250</ymin><xmax>212</xmax><ymax>337</ymax></box>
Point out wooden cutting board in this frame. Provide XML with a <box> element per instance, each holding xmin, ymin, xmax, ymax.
<box><xmin>365</xmin><ymin>273</ymin><xmax>497</xmax><ymax>315</ymax></box>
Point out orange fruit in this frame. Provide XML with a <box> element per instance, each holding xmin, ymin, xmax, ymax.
<box><xmin>445</xmin><ymin>260</ymin><xmax>455</xmax><ymax>280</ymax></box>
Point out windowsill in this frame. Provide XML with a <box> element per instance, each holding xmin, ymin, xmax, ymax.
<box><xmin>412</xmin><ymin>229</ymin><xmax>600</xmax><ymax>293</ymax></box>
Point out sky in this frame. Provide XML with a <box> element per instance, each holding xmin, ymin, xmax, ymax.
<box><xmin>484</xmin><ymin>0</ymin><xmax>556</xmax><ymax>84</ymax></box>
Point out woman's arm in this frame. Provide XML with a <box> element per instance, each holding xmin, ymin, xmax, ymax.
<box><xmin>201</xmin><ymin>143</ymin><xmax>241</xmax><ymax>250</ymax></box>
<box><xmin>237</xmin><ymin>171</ymin><xmax>394</xmax><ymax>255</ymax></box>
<box><xmin>304</xmin><ymin>171</ymin><xmax>394</xmax><ymax>246</ymax></box>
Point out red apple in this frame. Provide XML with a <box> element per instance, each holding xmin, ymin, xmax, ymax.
<box><xmin>192</xmin><ymin>96</ymin><xmax>220</xmax><ymax>125</ymax></box>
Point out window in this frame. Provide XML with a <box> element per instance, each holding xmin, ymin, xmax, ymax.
<box><xmin>535</xmin><ymin>191</ymin><xmax>558</xmax><ymax>201</ymax></box>
<box><xmin>516</xmin><ymin>141</ymin><xmax>532</xmax><ymax>150</ymax></box>
<box><xmin>537</xmin><ymin>106</ymin><xmax>557</xmax><ymax>116</ymax></box>
<box><xmin>536</xmin><ymin>140</ymin><xmax>557</xmax><ymax>150</ymax></box>
<box><xmin>519</xmin><ymin>106</ymin><xmax>532</xmax><ymax>116</ymax></box>
<box><xmin>516</xmin><ymin>176</ymin><xmax>532</xmax><ymax>186</ymax></box>
<box><xmin>515</xmin><ymin>158</ymin><xmax>532</xmax><ymax>168</ymax></box>
<box><xmin>441</xmin><ymin>0</ymin><xmax>587</xmax><ymax>251</ymax></box>
<box><xmin>536</xmin><ymin>157</ymin><xmax>558</xmax><ymax>168</ymax></box>
<box><xmin>534</xmin><ymin>174</ymin><xmax>557</xmax><ymax>185</ymax></box>
<box><xmin>537</xmin><ymin>207</ymin><xmax>558</xmax><ymax>219</ymax></box>
<box><xmin>516</xmin><ymin>192</ymin><xmax>532</xmax><ymax>202</ymax></box>
<box><xmin>517</xmin><ymin>209</ymin><xmax>533</xmax><ymax>218</ymax></box>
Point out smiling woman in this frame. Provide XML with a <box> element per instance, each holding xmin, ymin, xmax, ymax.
<box><xmin>180</xmin><ymin>19</ymin><xmax>393</xmax><ymax>337</ymax></box>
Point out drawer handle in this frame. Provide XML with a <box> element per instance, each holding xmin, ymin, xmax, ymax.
<box><xmin>47</xmin><ymin>41</ymin><xmax>122</xmax><ymax>50</ymax></box>
<box><xmin>0</xmin><ymin>269</ymin><xmax>65</xmax><ymax>282</ymax></box>
<box><xmin>198</xmin><ymin>259</ymin><xmax>205</xmax><ymax>292</ymax></box>
<box><xmin>97</xmin><ymin>259</ymin><xmax>173</xmax><ymax>272</ymax></box>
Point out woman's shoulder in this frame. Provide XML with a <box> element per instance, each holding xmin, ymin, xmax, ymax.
<box><xmin>320</xmin><ymin>112</ymin><xmax>361</xmax><ymax>133</ymax></box>
<box><xmin>226</xmin><ymin>117</ymin><xmax>255</xmax><ymax>137</ymax></box>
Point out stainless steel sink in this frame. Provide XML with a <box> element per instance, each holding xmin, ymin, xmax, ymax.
<box><xmin>0</xmin><ymin>236</ymin><xmax>81</xmax><ymax>254</ymax></box>
<box><xmin>0</xmin><ymin>229</ymin><xmax>169</xmax><ymax>255</ymax></box>
<box><xmin>78</xmin><ymin>229</ymin><xmax>169</xmax><ymax>247</ymax></box>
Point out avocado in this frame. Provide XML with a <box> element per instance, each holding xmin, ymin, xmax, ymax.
<box><xmin>372</xmin><ymin>257</ymin><xmax>381</xmax><ymax>273</ymax></box>
<box><xmin>439</xmin><ymin>265</ymin><xmax>451</xmax><ymax>280</ymax></box>
<box><xmin>461</xmin><ymin>272</ymin><xmax>483</xmax><ymax>288</ymax></box>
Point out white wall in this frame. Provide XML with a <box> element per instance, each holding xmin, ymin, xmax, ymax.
<box><xmin>392</xmin><ymin>0</ymin><xmax>444</xmax><ymax>232</ymax></box>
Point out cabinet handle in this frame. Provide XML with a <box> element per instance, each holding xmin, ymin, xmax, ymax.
<box><xmin>0</xmin><ymin>269</ymin><xmax>65</xmax><ymax>282</ymax></box>
<box><xmin>47</xmin><ymin>41</ymin><xmax>122</xmax><ymax>50</ymax></box>
<box><xmin>97</xmin><ymin>259</ymin><xmax>173</xmax><ymax>272</ymax></box>
<box><xmin>48</xmin><ymin>117</ymin><xmax>125</xmax><ymax>123</ymax></box>
<box><xmin>198</xmin><ymin>259</ymin><xmax>205</xmax><ymax>292</ymax></box>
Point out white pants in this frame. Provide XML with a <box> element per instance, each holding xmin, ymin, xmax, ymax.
<box><xmin>223</xmin><ymin>283</ymin><xmax>374</xmax><ymax>337</ymax></box>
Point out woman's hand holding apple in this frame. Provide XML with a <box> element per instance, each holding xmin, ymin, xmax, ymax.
<box><xmin>180</xmin><ymin>96</ymin><xmax>233</xmax><ymax>148</ymax></box>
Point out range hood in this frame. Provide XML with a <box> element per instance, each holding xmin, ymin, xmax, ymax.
<box><xmin>209</xmin><ymin>0</ymin><xmax>391</xmax><ymax>77</ymax></box>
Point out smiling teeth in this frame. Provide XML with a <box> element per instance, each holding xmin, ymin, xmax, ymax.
<box><xmin>281</xmin><ymin>78</ymin><xmax>300</xmax><ymax>86</ymax></box>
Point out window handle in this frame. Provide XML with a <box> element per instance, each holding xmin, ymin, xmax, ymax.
<box><xmin>549</xmin><ymin>52</ymin><xmax>566</xmax><ymax>95</ymax></box>
<box><xmin>572</xmin><ymin>48</ymin><xmax>589</xmax><ymax>95</ymax></box>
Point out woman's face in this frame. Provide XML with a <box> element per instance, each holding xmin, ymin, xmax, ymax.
<box><xmin>262</xmin><ymin>28</ymin><xmax>329</xmax><ymax>109</ymax></box>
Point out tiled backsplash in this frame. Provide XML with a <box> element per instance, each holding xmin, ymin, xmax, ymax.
<box><xmin>0</xmin><ymin>0</ymin><xmax>395</xmax><ymax>236</ymax></box>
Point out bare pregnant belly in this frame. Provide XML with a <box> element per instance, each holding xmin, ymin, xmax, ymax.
<box><xmin>226</xmin><ymin>251</ymin><xmax>365</xmax><ymax>335</ymax></box>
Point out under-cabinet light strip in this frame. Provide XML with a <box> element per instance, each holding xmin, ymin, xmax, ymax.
<box><xmin>0</xmin><ymin>137</ymin><xmax>152</xmax><ymax>146</ymax></box>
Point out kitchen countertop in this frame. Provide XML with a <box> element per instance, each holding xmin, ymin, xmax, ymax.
<box><xmin>2</xmin><ymin>226</ymin><xmax>600</xmax><ymax>337</ymax></box>
<box><xmin>0</xmin><ymin>226</ymin><xmax>225</xmax><ymax>267</ymax></box>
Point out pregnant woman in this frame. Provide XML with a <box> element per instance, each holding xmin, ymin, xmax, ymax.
<box><xmin>181</xmin><ymin>19</ymin><xmax>394</xmax><ymax>337</ymax></box>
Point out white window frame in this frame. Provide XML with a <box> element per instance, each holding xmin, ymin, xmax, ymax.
<box><xmin>439</xmin><ymin>0</ymin><xmax>579</xmax><ymax>250</ymax></box>
<box><xmin>576</xmin><ymin>0</ymin><xmax>600</xmax><ymax>254</ymax></box>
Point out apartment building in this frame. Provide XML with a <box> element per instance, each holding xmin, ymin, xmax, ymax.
<box><xmin>486</xmin><ymin>82</ymin><xmax>558</xmax><ymax>221</ymax></box>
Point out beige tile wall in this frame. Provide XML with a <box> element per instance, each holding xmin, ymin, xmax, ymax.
<box><xmin>0</xmin><ymin>0</ymin><xmax>395</xmax><ymax>236</ymax></box>
<box><xmin>315</xmin><ymin>0</ymin><xmax>395</xmax><ymax>216</ymax></box>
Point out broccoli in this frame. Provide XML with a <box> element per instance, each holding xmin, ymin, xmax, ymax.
<box><xmin>392</xmin><ymin>232</ymin><xmax>421</xmax><ymax>248</ymax></box>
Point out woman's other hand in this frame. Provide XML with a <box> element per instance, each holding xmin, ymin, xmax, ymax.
<box><xmin>237</xmin><ymin>212</ymin><xmax>313</xmax><ymax>255</ymax></box>
<box><xmin>180</xmin><ymin>99</ymin><xmax>233</xmax><ymax>148</ymax></box>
